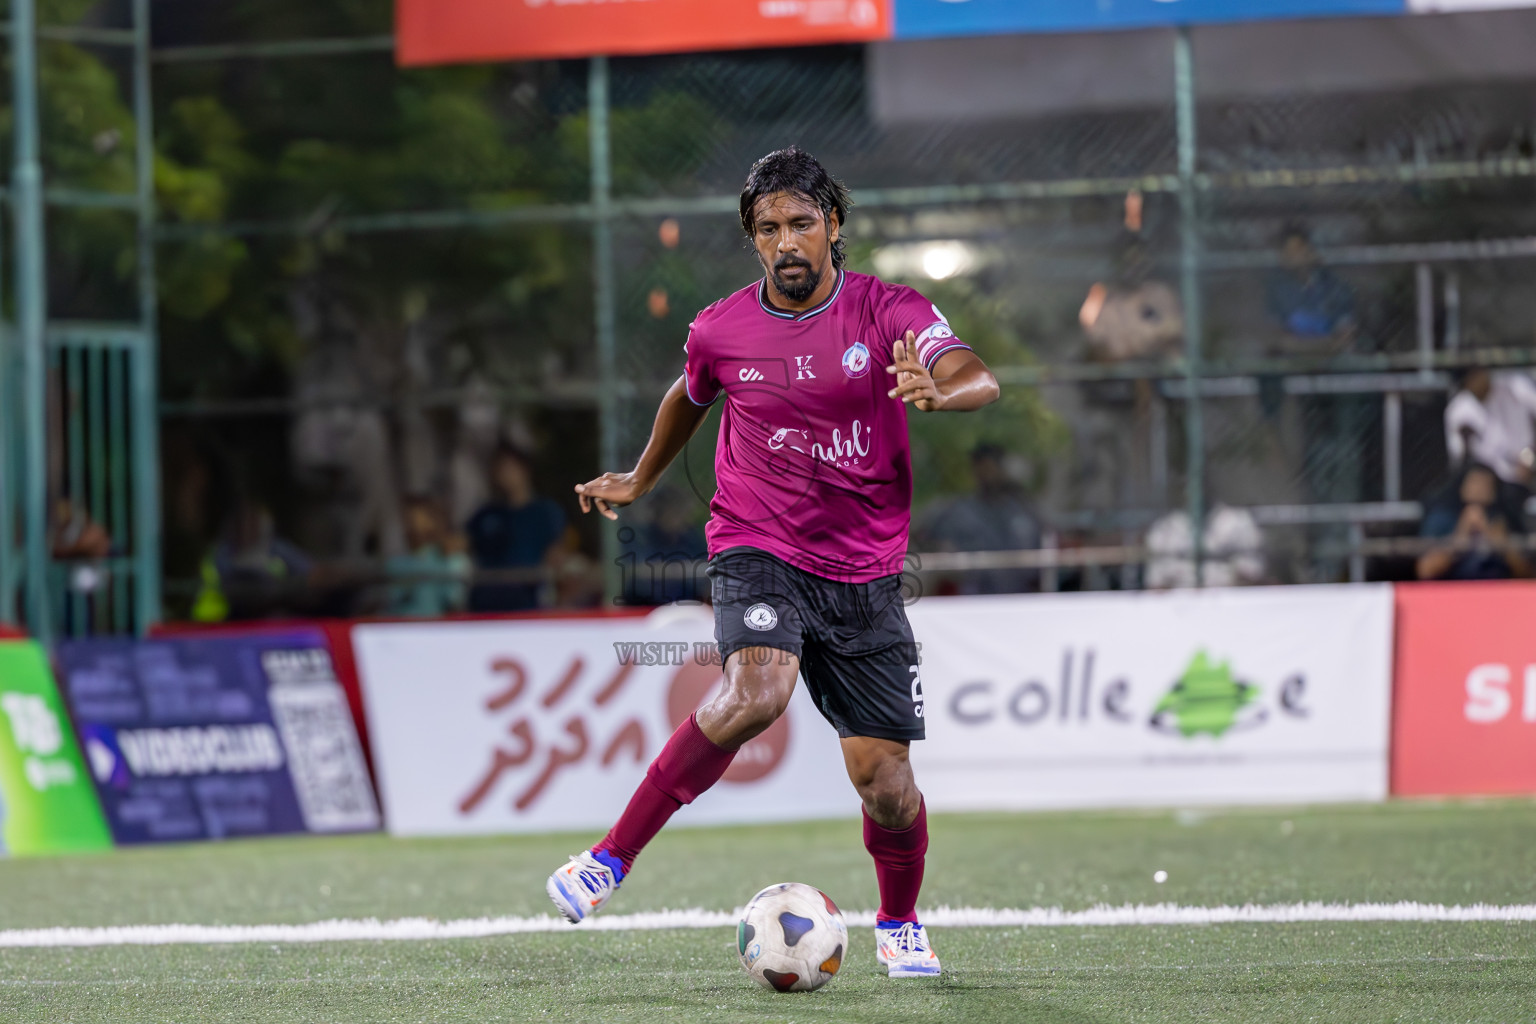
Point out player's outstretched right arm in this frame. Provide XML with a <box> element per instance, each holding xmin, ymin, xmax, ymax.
<box><xmin>575</xmin><ymin>374</ymin><xmax>712</xmax><ymax>520</ymax></box>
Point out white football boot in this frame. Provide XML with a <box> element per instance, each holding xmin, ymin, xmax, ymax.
<box><xmin>875</xmin><ymin>921</ymin><xmax>942</xmax><ymax>977</ymax></box>
<box><xmin>546</xmin><ymin>850</ymin><xmax>619</xmax><ymax>924</ymax></box>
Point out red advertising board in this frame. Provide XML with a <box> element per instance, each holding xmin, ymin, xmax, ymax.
<box><xmin>396</xmin><ymin>0</ymin><xmax>891</xmax><ymax>66</ymax></box>
<box><xmin>1392</xmin><ymin>581</ymin><xmax>1536</xmax><ymax>796</ymax></box>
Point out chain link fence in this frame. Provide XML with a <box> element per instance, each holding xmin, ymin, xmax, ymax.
<box><xmin>119</xmin><ymin>11</ymin><xmax>1536</xmax><ymax>621</ymax></box>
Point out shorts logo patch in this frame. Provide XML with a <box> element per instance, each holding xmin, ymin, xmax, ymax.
<box><xmin>842</xmin><ymin>342</ymin><xmax>870</xmax><ymax>379</ymax></box>
<box><xmin>744</xmin><ymin>604</ymin><xmax>779</xmax><ymax>631</ymax></box>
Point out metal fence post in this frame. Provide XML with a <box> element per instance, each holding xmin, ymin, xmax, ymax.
<box><xmin>0</xmin><ymin>324</ymin><xmax>11</xmax><ymax>625</ymax></box>
<box><xmin>132</xmin><ymin>0</ymin><xmax>163</xmax><ymax>632</ymax></box>
<box><xmin>1175</xmin><ymin>26</ymin><xmax>1206</xmax><ymax>587</ymax></box>
<box><xmin>590</xmin><ymin>56</ymin><xmax>621</xmax><ymax>604</ymax></box>
<box><xmin>12</xmin><ymin>0</ymin><xmax>52</xmax><ymax>642</ymax></box>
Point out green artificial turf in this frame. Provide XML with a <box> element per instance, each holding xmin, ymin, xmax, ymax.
<box><xmin>1</xmin><ymin>801</ymin><xmax>1534</xmax><ymax>1022</ymax></box>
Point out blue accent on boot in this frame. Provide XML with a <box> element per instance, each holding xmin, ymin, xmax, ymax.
<box><xmin>877</xmin><ymin>918</ymin><xmax>918</xmax><ymax>930</ymax></box>
<box><xmin>591</xmin><ymin>847</ymin><xmax>627</xmax><ymax>884</ymax></box>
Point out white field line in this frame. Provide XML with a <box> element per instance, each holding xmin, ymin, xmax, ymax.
<box><xmin>1</xmin><ymin>902</ymin><xmax>1534</xmax><ymax>950</ymax></box>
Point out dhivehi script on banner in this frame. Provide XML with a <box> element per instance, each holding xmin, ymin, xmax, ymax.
<box><xmin>905</xmin><ymin>585</ymin><xmax>1394</xmax><ymax>810</ymax></box>
<box><xmin>353</xmin><ymin>615</ymin><xmax>851</xmax><ymax>836</ymax></box>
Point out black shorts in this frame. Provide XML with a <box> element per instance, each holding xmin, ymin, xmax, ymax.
<box><xmin>708</xmin><ymin>546</ymin><xmax>924</xmax><ymax>742</ymax></box>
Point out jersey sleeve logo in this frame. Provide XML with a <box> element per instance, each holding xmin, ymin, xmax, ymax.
<box><xmin>913</xmin><ymin>321</ymin><xmax>962</xmax><ymax>368</ymax></box>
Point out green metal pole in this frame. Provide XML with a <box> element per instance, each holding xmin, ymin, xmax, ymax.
<box><xmin>1175</xmin><ymin>27</ymin><xmax>1206</xmax><ymax>588</ymax></box>
<box><xmin>0</xmin><ymin>230</ymin><xmax>12</xmax><ymax>625</ymax></box>
<box><xmin>131</xmin><ymin>0</ymin><xmax>162</xmax><ymax>632</ymax></box>
<box><xmin>590</xmin><ymin>56</ymin><xmax>621</xmax><ymax>604</ymax></box>
<box><xmin>12</xmin><ymin>0</ymin><xmax>51</xmax><ymax>642</ymax></box>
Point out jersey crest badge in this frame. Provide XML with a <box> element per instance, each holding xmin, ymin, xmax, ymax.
<box><xmin>842</xmin><ymin>342</ymin><xmax>871</xmax><ymax>379</ymax></box>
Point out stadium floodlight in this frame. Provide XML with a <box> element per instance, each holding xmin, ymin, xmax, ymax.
<box><xmin>920</xmin><ymin>241</ymin><xmax>971</xmax><ymax>280</ymax></box>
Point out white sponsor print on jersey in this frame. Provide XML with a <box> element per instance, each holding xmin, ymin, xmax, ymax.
<box><xmin>795</xmin><ymin>355</ymin><xmax>815</xmax><ymax>380</ymax></box>
<box><xmin>744</xmin><ymin>604</ymin><xmax>779</xmax><ymax>631</ymax></box>
<box><xmin>812</xmin><ymin>421</ymin><xmax>871</xmax><ymax>467</ymax></box>
<box><xmin>767</xmin><ymin>427</ymin><xmax>810</xmax><ymax>455</ymax></box>
<box><xmin>764</xmin><ymin>421</ymin><xmax>872</xmax><ymax>468</ymax></box>
<box><xmin>738</xmin><ymin>367</ymin><xmax>766</xmax><ymax>382</ymax></box>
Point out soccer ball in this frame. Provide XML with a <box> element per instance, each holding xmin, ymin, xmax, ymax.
<box><xmin>736</xmin><ymin>882</ymin><xmax>848</xmax><ymax>992</ymax></box>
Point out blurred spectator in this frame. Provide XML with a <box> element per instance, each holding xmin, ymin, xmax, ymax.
<box><xmin>1265</xmin><ymin>224</ymin><xmax>1357</xmax><ymax>354</ymax></box>
<box><xmin>193</xmin><ymin>501</ymin><xmax>313</xmax><ymax>622</ymax></box>
<box><xmin>51</xmin><ymin>498</ymin><xmax>112</xmax><ymax>561</ymax></box>
<box><xmin>466</xmin><ymin>443</ymin><xmax>566</xmax><ymax>612</ymax></box>
<box><xmin>1262</xmin><ymin>224</ymin><xmax>1371</xmax><ymax>574</ymax></box>
<box><xmin>383</xmin><ymin>495</ymin><xmax>469</xmax><ymax>617</ymax></box>
<box><xmin>917</xmin><ymin>443</ymin><xmax>1042</xmax><ymax>595</ymax></box>
<box><xmin>1079</xmin><ymin>190</ymin><xmax>1183</xmax><ymax>363</ymax></box>
<box><xmin>620</xmin><ymin>486</ymin><xmax>708</xmax><ymax>605</ymax></box>
<box><xmin>1416</xmin><ymin>463</ymin><xmax>1531</xmax><ymax>581</ymax></box>
<box><xmin>553</xmin><ymin>526</ymin><xmax>605</xmax><ymax>609</ymax></box>
<box><xmin>1145</xmin><ymin>505</ymin><xmax>1266</xmax><ymax>589</ymax></box>
<box><xmin>52</xmin><ymin>498</ymin><xmax>115</xmax><ymax>631</ymax></box>
<box><xmin>1067</xmin><ymin>191</ymin><xmax>1176</xmax><ymax>517</ymax></box>
<box><xmin>1444</xmin><ymin>367</ymin><xmax>1536</xmax><ymax>493</ymax></box>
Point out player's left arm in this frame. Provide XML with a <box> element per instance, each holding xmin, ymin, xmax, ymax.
<box><xmin>886</xmin><ymin>330</ymin><xmax>1000</xmax><ymax>412</ymax></box>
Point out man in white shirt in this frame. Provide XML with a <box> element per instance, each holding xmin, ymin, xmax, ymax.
<box><xmin>1145</xmin><ymin>505</ymin><xmax>1266</xmax><ymax>590</ymax></box>
<box><xmin>1444</xmin><ymin>368</ymin><xmax>1536</xmax><ymax>488</ymax></box>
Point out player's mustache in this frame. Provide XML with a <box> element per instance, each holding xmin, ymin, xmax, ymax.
<box><xmin>774</xmin><ymin>257</ymin><xmax>812</xmax><ymax>271</ymax></box>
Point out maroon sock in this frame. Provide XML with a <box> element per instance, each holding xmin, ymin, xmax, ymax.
<box><xmin>595</xmin><ymin>714</ymin><xmax>735</xmax><ymax>873</ymax></box>
<box><xmin>864</xmin><ymin>799</ymin><xmax>928</xmax><ymax>923</ymax></box>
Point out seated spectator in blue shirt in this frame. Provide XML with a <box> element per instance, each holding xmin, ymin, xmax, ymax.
<box><xmin>384</xmin><ymin>495</ymin><xmax>469</xmax><ymax>617</ymax></box>
<box><xmin>619</xmin><ymin>486</ymin><xmax>708</xmax><ymax>605</ymax></box>
<box><xmin>1265</xmin><ymin>224</ymin><xmax>1358</xmax><ymax>354</ymax></box>
<box><xmin>917</xmin><ymin>443</ymin><xmax>1043</xmax><ymax>595</ymax></box>
<box><xmin>466</xmin><ymin>444</ymin><xmax>567</xmax><ymax>612</ymax></box>
<box><xmin>1416</xmin><ymin>463</ymin><xmax>1531</xmax><ymax>581</ymax></box>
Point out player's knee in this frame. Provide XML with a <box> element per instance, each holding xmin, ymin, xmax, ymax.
<box><xmin>710</xmin><ymin>671</ymin><xmax>792</xmax><ymax>745</ymax></box>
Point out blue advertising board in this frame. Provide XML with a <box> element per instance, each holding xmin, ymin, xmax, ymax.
<box><xmin>893</xmin><ymin>0</ymin><xmax>1408</xmax><ymax>38</ymax></box>
<box><xmin>58</xmin><ymin>633</ymin><xmax>379</xmax><ymax>844</ymax></box>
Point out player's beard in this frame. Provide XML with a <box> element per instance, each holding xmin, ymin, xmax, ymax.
<box><xmin>772</xmin><ymin>256</ymin><xmax>823</xmax><ymax>303</ymax></box>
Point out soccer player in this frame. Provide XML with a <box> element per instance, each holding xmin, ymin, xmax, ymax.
<box><xmin>547</xmin><ymin>147</ymin><xmax>999</xmax><ymax>978</ymax></box>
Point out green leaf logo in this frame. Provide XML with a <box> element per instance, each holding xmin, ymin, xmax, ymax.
<box><xmin>1150</xmin><ymin>651</ymin><xmax>1263</xmax><ymax>738</ymax></box>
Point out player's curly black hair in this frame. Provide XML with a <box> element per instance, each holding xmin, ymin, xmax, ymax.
<box><xmin>739</xmin><ymin>147</ymin><xmax>851</xmax><ymax>269</ymax></box>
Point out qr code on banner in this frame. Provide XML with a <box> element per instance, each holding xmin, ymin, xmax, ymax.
<box><xmin>264</xmin><ymin>655</ymin><xmax>381</xmax><ymax>833</ymax></box>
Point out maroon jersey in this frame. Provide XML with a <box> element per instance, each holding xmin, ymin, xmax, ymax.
<box><xmin>683</xmin><ymin>269</ymin><xmax>971</xmax><ymax>582</ymax></box>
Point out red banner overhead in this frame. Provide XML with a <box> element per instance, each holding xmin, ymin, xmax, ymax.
<box><xmin>396</xmin><ymin>0</ymin><xmax>891</xmax><ymax>66</ymax></box>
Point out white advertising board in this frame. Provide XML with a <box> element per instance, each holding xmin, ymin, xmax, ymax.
<box><xmin>353</xmin><ymin>615</ymin><xmax>851</xmax><ymax>836</ymax></box>
<box><xmin>906</xmin><ymin>585</ymin><xmax>1395</xmax><ymax>810</ymax></box>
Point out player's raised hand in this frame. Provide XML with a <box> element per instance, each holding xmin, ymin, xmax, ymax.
<box><xmin>886</xmin><ymin>331</ymin><xmax>943</xmax><ymax>411</ymax></box>
<box><xmin>575</xmin><ymin>472</ymin><xmax>646</xmax><ymax>520</ymax></box>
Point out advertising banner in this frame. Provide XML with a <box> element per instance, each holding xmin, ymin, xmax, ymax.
<box><xmin>397</xmin><ymin>0</ymin><xmax>891</xmax><ymax>67</ymax></box>
<box><xmin>1392</xmin><ymin>582</ymin><xmax>1536</xmax><ymax>796</ymax></box>
<box><xmin>1408</xmin><ymin>0</ymin><xmax>1536</xmax><ymax>10</ymax></box>
<box><xmin>0</xmin><ymin>641</ymin><xmax>112</xmax><ymax>856</ymax></box>
<box><xmin>353</xmin><ymin>615</ymin><xmax>850</xmax><ymax>836</ymax></box>
<box><xmin>906</xmin><ymin>586</ymin><xmax>1394</xmax><ymax>810</ymax></box>
<box><xmin>58</xmin><ymin>633</ymin><xmax>380</xmax><ymax>844</ymax></box>
<box><xmin>891</xmin><ymin>0</ymin><xmax>1406</xmax><ymax>38</ymax></box>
